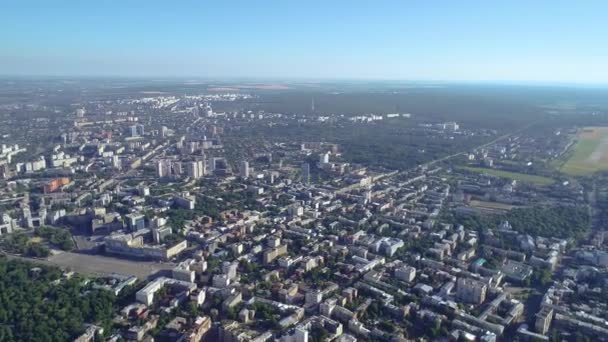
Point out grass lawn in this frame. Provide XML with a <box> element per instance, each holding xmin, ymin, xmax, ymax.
<box><xmin>461</xmin><ymin>166</ymin><xmax>554</xmax><ymax>185</ymax></box>
<box><xmin>558</xmin><ymin>127</ymin><xmax>608</xmax><ymax>176</ymax></box>
<box><xmin>469</xmin><ymin>200</ymin><xmax>518</xmax><ymax>210</ymax></box>
<box><xmin>498</xmin><ymin>160</ymin><xmax>519</xmax><ymax>166</ymax></box>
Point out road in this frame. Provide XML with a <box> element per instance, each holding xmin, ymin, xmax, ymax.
<box><xmin>336</xmin><ymin>121</ymin><xmax>538</xmax><ymax>194</ymax></box>
<box><xmin>421</xmin><ymin>121</ymin><xmax>539</xmax><ymax>169</ymax></box>
<box><xmin>6</xmin><ymin>252</ymin><xmax>176</xmax><ymax>280</ymax></box>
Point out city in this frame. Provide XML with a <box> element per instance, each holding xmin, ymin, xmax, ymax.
<box><xmin>0</xmin><ymin>78</ymin><xmax>607</xmax><ymax>342</ymax></box>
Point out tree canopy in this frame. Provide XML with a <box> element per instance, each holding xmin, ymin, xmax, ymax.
<box><xmin>0</xmin><ymin>257</ymin><xmax>116</xmax><ymax>342</ymax></box>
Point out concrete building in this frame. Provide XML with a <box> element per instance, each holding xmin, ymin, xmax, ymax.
<box><xmin>174</xmin><ymin>193</ymin><xmax>196</xmax><ymax>210</ymax></box>
<box><xmin>0</xmin><ymin>213</ymin><xmax>15</xmax><ymax>235</ymax></box>
<box><xmin>373</xmin><ymin>237</ymin><xmax>405</xmax><ymax>257</ymax></box>
<box><xmin>264</xmin><ymin>244</ymin><xmax>288</xmax><ymax>264</ymax></box>
<box><xmin>156</xmin><ymin>160</ymin><xmax>172</xmax><ymax>178</ymax></box>
<box><xmin>186</xmin><ymin>160</ymin><xmax>205</xmax><ymax>179</ymax></box>
<box><xmin>301</xmin><ymin>162</ymin><xmax>310</xmax><ymax>184</ymax></box>
<box><xmin>305</xmin><ymin>290</ymin><xmax>323</xmax><ymax>305</ymax></box>
<box><xmin>395</xmin><ymin>265</ymin><xmax>416</xmax><ymax>282</ymax></box>
<box><xmin>129</xmin><ymin>125</ymin><xmax>138</xmax><ymax>137</ymax></box>
<box><xmin>239</xmin><ymin>161</ymin><xmax>250</xmax><ymax>179</ymax></box>
<box><xmin>212</xmin><ymin>274</ymin><xmax>230</xmax><ymax>288</ymax></box>
<box><xmin>456</xmin><ymin>277</ymin><xmax>487</xmax><ymax>304</ymax></box>
<box><xmin>173</xmin><ymin>259</ymin><xmax>197</xmax><ymax>282</ymax></box>
<box><xmin>135</xmin><ymin>277</ymin><xmax>197</xmax><ymax>306</ymax></box>
<box><xmin>535</xmin><ymin>307</ymin><xmax>554</xmax><ymax>335</ymax></box>
<box><xmin>222</xmin><ymin>261</ymin><xmax>238</xmax><ymax>280</ymax></box>
<box><xmin>280</xmin><ymin>327</ymin><xmax>308</xmax><ymax>342</ymax></box>
<box><xmin>125</xmin><ymin>213</ymin><xmax>146</xmax><ymax>232</ymax></box>
<box><xmin>130</xmin><ymin>124</ymin><xmax>145</xmax><ymax>137</ymax></box>
<box><xmin>105</xmin><ymin>233</ymin><xmax>187</xmax><ymax>261</ymax></box>
<box><xmin>152</xmin><ymin>226</ymin><xmax>172</xmax><ymax>244</ymax></box>
<box><xmin>320</xmin><ymin>153</ymin><xmax>329</xmax><ymax>164</ymax></box>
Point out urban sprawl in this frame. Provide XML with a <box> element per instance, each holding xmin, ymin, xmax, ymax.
<box><xmin>1</xmin><ymin>88</ymin><xmax>607</xmax><ymax>342</ymax></box>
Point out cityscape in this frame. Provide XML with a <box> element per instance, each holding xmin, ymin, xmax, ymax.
<box><xmin>0</xmin><ymin>79</ymin><xmax>607</xmax><ymax>342</ymax></box>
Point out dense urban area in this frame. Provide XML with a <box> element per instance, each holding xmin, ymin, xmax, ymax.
<box><xmin>2</xmin><ymin>79</ymin><xmax>608</xmax><ymax>342</ymax></box>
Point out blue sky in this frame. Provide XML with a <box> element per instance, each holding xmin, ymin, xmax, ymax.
<box><xmin>1</xmin><ymin>0</ymin><xmax>607</xmax><ymax>83</ymax></box>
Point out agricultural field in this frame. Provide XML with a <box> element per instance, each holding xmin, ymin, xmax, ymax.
<box><xmin>460</xmin><ymin>166</ymin><xmax>554</xmax><ymax>185</ymax></box>
<box><xmin>558</xmin><ymin>127</ymin><xmax>608</xmax><ymax>176</ymax></box>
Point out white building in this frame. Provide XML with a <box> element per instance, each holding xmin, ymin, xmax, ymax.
<box><xmin>173</xmin><ymin>259</ymin><xmax>196</xmax><ymax>283</ymax></box>
<box><xmin>456</xmin><ymin>277</ymin><xmax>487</xmax><ymax>304</ymax></box>
<box><xmin>301</xmin><ymin>163</ymin><xmax>310</xmax><ymax>184</ymax></box>
<box><xmin>395</xmin><ymin>265</ymin><xmax>416</xmax><ymax>282</ymax></box>
<box><xmin>212</xmin><ymin>274</ymin><xmax>230</xmax><ymax>288</ymax></box>
<box><xmin>186</xmin><ymin>160</ymin><xmax>205</xmax><ymax>179</ymax></box>
<box><xmin>240</xmin><ymin>161</ymin><xmax>250</xmax><ymax>179</ymax></box>
<box><xmin>135</xmin><ymin>277</ymin><xmax>197</xmax><ymax>306</ymax></box>
<box><xmin>174</xmin><ymin>193</ymin><xmax>196</xmax><ymax>210</ymax></box>
<box><xmin>156</xmin><ymin>160</ymin><xmax>172</xmax><ymax>178</ymax></box>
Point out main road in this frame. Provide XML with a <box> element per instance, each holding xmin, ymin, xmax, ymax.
<box><xmin>420</xmin><ymin>120</ymin><xmax>539</xmax><ymax>169</ymax></box>
<box><xmin>336</xmin><ymin>121</ymin><xmax>539</xmax><ymax>193</ymax></box>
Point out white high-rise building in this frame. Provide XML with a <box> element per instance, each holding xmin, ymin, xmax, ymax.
<box><xmin>198</xmin><ymin>159</ymin><xmax>206</xmax><ymax>177</ymax></box>
<box><xmin>156</xmin><ymin>160</ymin><xmax>171</xmax><ymax>178</ymax></box>
<box><xmin>205</xmin><ymin>105</ymin><xmax>213</xmax><ymax>117</ymax></box>
<box><xmin>111</xmin><ymin>155</ymin><xmax>121</xmax><ymax>169</ymax></box>
<box><xmin>320</xmin><ymin>152</ymin><xmax>330</xmax><ymax>164</ymax></box>
<box><xmin>294</xmin><ymin>328</ymin><xmax>308</xmax><ymax>342</ymax></box>
<box><xmin>173</xmin><ymin>162</ymin><xmax>183</xmax><ymax>176</ymax></box>
<box><xmin>186</xmin><ymin>160</ymin><xmax>205</xmax><ymax>179</ymax></box>
<box><xmin>186</xmin><ymin>161</ymin><xmax>200</xmax><ymax>179</ymax></box>
<box><xmin>301</xmin><ymin>163</ymin><xmax>310</xmax><ymax>184</ymax></box>
<box><xmin>240</xmin><ymin>161</ymin><xmax>250</xmax><ymax>179</ymax></box>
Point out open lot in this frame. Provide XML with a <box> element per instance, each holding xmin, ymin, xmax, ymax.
<box><xmin>559</xmin><ymin>127</ymin><xmax>608</xmax><ymax>175</ymax></box>
<box><xmin>460</xmin><ymin>166</ymin><xmax>554</xmax><ymax>185</ymax></box>
<box><xmin>6</xmin><ymin>252</ymin><xmax>175</xmax><ymax>279</ymax></box>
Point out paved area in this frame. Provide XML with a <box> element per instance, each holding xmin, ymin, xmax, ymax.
<box><xmin>7</xmin><ymin>252</ymin><xmax>175</xmax><ymax>279</ymax></box>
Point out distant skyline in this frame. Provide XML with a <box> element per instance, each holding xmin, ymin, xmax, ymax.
<box><xmin>1</xmin><ymin>1</ymin><xmax>607</xmax><ymax>84</ymax></box>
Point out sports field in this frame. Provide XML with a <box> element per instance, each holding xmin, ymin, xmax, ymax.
<box><xmin>559</xmin><ymin>127</ymin><xmax>608</xmax><ymax>175</ymax></box>
<box><xmin>461</xmin><ymin>166</ymin><xmax>554</xmax><ymax>185</ymax></box>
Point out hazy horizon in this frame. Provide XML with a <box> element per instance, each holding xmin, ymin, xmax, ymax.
<box><xmin>1</xmin><ymin>76</ymin><xmax>606</xmax><ymax>89</ymax></box>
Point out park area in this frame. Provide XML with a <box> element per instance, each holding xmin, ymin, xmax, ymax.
<box><xmin>558</xmin><ymin>127</ymin><xmax>608</xmax><ymax>176</ymax></box>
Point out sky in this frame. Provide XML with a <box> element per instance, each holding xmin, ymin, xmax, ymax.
<box><xmin>1</xmin><ymin>0</ymin><xmax>607</xmax><ymax>83</ymax></box>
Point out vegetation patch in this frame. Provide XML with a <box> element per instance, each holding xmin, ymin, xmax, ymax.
<box><xmin>559</xmin><ymin>127</ymin><xmax>608</xmax><ymax>175</ymax></box>
<box><xmin>0</xmin><ymin>258</ymin><xmax>116</xmax><ymax>341</ymax></box>
<box><xmin>460</xmin><ymin>166</ymin><xmax>554</xmax><ymax>185</ymax></box>
<box><xmin>453</xmin><ymin>206</ymin><xmax>590</xmax><ymax>240</ymax></box>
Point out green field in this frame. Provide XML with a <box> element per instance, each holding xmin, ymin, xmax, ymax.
<box><xmin>558</xmin><ymin>127</ymin><xmax>608</xmax><ymax>176</ymax></box>
<box><xmin>469</xmin><ymin>200</ymin><xmax>519</xmax><ymax>210</ymax></box>
<box><xmin>461</xmin><ymin>166</ymin><xmax>554</xmax><ymax>185</ymax></box>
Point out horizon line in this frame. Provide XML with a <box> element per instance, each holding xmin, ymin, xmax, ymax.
<box><xmin>0</xmin><ymin>74</ymin><xmax>607</xmax><ymax>88</ymax></box>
